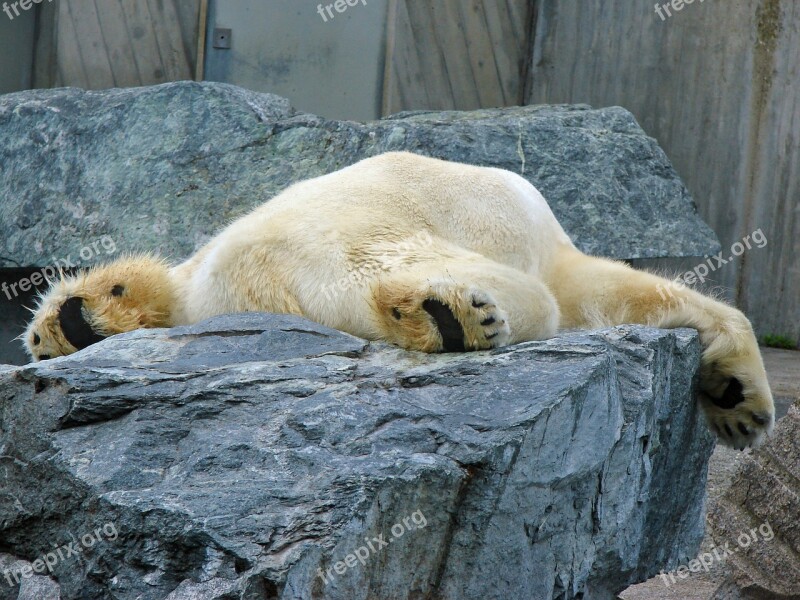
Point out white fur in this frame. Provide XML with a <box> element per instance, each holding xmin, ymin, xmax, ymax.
<box><xmin>28</xmin><ymin>152</ymin><xmax>775</xmax><ymax>449</ymax></box>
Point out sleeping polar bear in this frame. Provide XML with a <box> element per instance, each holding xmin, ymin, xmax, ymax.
<box><xmin>24</xmin><ymin>152</ymin><xmax>774</xmax><ymax>448</ymax></box>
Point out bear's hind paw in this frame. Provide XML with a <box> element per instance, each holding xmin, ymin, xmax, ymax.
<box><xmin>701</xmin><ymin>377</ymin><xmax>775</xmax><ymax>450</ymax></box>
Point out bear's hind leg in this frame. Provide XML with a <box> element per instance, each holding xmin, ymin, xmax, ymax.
<box><xmin>548</xmin><ymin>247</ymin><xmax>775</xmax><ymax>449</ymax></box>
<box><xmin>370</xmin><ymin>256</ymin><xmax>559</xmax><ymax>353</ymax></box>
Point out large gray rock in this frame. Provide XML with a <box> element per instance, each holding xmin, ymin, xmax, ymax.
<box><xmin>0</xmin><ymin>314</ymin><xmax>714</xmax><ymax>599</ymax></box>
<box><xmin>0</xmin><ymin>81</ymin><xmax>719</xmax><ymax>270</ymax></box>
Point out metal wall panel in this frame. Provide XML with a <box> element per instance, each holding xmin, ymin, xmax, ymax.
<box><xmin>203</xmin><ymin>0</ymin><xmax>391</xmax><ymax>121</ymax></box>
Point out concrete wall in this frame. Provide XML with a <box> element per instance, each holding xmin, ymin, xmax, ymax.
<box><xmin>0</xmin><ymin>5</ymin><xmax>35</xmax><ymax>94</ymax></box>
<box><xmin>381</xmin><ymin>0</ymin><xmax>531</xmax><ymax>114</ymax></box>
<box><xmin>527</xmin><ymin>0</ymin><xmax>800</xmax><ymax>343</ymax></box>
<box><xmin>49</xmin><ymin>0</ymin><xmax>200</xmax><ymax>89</ymax></box>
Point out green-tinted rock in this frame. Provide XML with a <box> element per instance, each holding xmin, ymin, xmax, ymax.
<box><xmin>0</xmin><ymin>81</ymin><xmax>719</xmax><ymax>269</ymax></box>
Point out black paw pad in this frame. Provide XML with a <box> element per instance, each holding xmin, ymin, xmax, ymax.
<box><xmin>711</xmin><ymin>378</ymin><xmax>745</xmax><ymax>410</ymax></box>
<box><xmin>422</xmin><ymin>299</ymin><xmax>465</xmax><ymax>352</ymax></box>
<box><xmin>58</xmin><ymin>296</ymin><xmax>107</xmax><ymax>351</ymax></box>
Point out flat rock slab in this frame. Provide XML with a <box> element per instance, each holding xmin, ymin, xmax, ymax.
<box><xmin>0</xmin><ymin>81</ymin><xmax>719</xmax><ymax>269</ymax></box>
<box><xmin>0</xmin><ymin>314</ymin><xmax>714</xmax><ymax>599</ymax></box>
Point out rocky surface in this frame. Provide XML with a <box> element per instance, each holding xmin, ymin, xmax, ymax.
<box><xmin>619</xmin><ymin>348</ymin><xmax>800</xmax><ymax>600</ymax></box>
<box><xmin>707</xmin><ymin>398</ymin><xmax>800</xmax><ymax>599</ymax></box>
<box><xmin>0</xmin><ymin>314</ymin><xmax>714</xmax><ymax>600</ymax></box>
<box><xmin>0</xmin><ymin>81</ymin><xmax>719</xmax><ymax>270</ymax></box>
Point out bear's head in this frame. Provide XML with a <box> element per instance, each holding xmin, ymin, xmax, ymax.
<box><xmin>24</xmin><ymin>255</ymin><xmax>174</xmax><ymax>361</ymax></box>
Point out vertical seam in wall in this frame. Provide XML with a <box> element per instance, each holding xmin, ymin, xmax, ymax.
<box><xmin>380</xmin><ymin>0</ymin><xmax>399</xmax><ymax>117</ymax></box>
<box><xmin>30</xmin><ymin>4</ymin><xmax>43</xmax><ymax>88</ymax></box>
<box><xmin>520</xmin><ymin>0</ymin><xmax>539</xmax><ymax>105</ymax></box>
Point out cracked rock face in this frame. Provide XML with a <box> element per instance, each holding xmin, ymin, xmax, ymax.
<box><xmin>0</xmin><ymin>314</ymin><xmax>714</xmax><ymax>599</ymax></box>
<box><xmin>0</xmin><ymin>81</ymin><xmax>718</xmax><ymax>269</ymax></box>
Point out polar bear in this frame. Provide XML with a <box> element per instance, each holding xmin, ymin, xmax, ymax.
<box><xmin>24</xmin><ymin>152</ymin><xmax>774</xmax><ymax>448</ymax></box>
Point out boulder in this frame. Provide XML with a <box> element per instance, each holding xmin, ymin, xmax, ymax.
<box><xmin>0</xmin><ymin>81</ymin><xmax>719</xmax><ymax>269</ymax></box>
<box><xmin>707</xmin><ymin>398</ymin><xmax>800</xmax><ymax>599</ymax></box>
<box><xmin>0</xmin><ymin>314</ymin><xmax>715</xmax><ymax>599</ymax></box>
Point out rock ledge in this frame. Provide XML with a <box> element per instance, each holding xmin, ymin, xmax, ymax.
<box><xmin>0</xmin><ymin>314</ymin><xmax>714</xmax><ymax>600</ymax></box>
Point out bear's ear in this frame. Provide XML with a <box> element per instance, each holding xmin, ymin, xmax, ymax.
<box><xmin>58</xmin><ymin>297</ymin><xmax>107</xmax><ymax>350</ymax></box>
